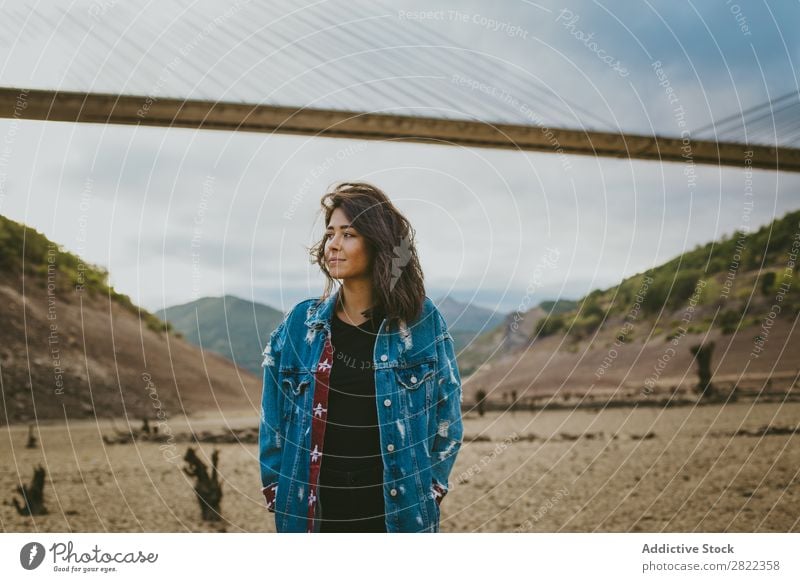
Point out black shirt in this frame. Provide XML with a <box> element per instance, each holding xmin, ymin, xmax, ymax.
<box><xmin>321</xmin><ymin>309</ymin><xmax>384</xmax><ymax>473</ymax></box>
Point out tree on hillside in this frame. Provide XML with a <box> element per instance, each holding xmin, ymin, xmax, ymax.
<box><xmin>690</xmin><ymin>342</ymin><xmax>716</xmax><ymax>399</ymax></box>
<box><xmin>760</xmin><ymin>271</ymin><xmax>776</xmax><ymax>296</ymax></box>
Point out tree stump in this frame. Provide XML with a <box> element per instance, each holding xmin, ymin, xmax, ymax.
<box><xmin>183</xmin><ymin>447</ymin><xmax>222</xmax><ymax>521</ymax></box>
<box><xmin>13</xmin><ymin>465</ymin><xmax>48</xmax><ymax>515</ymax></box>
<box><xmin>476</xmin><ymin>389</ymin><xmax>487</xmax><ymax>417</ymax></box>
<box><xmin>25</xmin><ymin>425</ymin><xmax>38</xmax><ymax>449</ymax></box>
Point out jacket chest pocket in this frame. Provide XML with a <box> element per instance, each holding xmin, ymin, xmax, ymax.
<box><xmin>281</xmin><ymin>371</ymin><xmax>312</xmax><ymax>423</ymax></box>
<box><xmin>394</xmin><ymin>361</ymin><xmax>435</xmax><ymax>415</ymax></box>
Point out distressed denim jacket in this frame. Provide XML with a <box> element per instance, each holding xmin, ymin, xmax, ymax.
<box><xmin>258</xmin><ymin>289</ymin><xmax>463</xmax><ymax>533</ymax></box>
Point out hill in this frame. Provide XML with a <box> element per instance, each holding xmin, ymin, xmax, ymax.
<box><xmin>156</xmin><ymin>295</ymin><xmax>284</xmax><ymax>376</ymax></box>
<box><xmin>463</xmin><ymin>209</ymin><xmax>800</xmax><ymax>405</ymax></box>
<box><xmin>454</xmin><ymin>298</ymin><xmax>577</xmax><ymax>377</ymax></box>
<box><xmin>158</xmin><ymin>293</ymin><xmax>506</xmax><ymax>375</ymax></box>
<box><xmin>0</xmin><ymin>214</ymin><xmax>261</xmax><ymax>424</ymax></box>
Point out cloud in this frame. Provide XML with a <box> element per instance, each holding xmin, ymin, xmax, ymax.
<box><xmin>0</xmin><ymin>0</ymin><xmax>798</xmax><ymax>315</ymax></box>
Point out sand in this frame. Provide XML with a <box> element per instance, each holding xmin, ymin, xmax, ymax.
<box><xmin>2</xmin><ymin>401</ymin><xmax>797</xmax><ymax>532</ymax></box>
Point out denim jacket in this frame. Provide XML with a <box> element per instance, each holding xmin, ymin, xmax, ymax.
<box><xmin>258</xmin><ymin>289</ymin><xmax>463</xmax><ymax>533</ymax></box>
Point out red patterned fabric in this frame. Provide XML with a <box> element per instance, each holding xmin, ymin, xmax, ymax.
<box><xmin>305</xmin><ymin>336</ymin><xmax>333</xmax><ymax>532</ymax></box>
<box><xmin>432</xmin><ymin>481</ymin><xmax>447</xmax><ymax>506</ymax></box>
<box><xmin>262</xmin><ymin>483</ymin><xmax>277</xmax><ymax>512</ymax></box>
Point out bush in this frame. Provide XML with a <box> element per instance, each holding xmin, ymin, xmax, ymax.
<box><xmin>568</xmin><ymin>314</ymin><xmax>602</xmax><ymax>339</ymax></box>
<box><xmin>718</xmin><ymin>309</ymin><xmax>743</xmax><ymax>334</ymax></box>
<box><xmin>145</xmin><ymin>316</ymin><xmax>172</xmax><ymax>335</ymax></box>
<box><xmin>641</xmin><ymin>269</ymin><xmax>704</xmax><ymax>315</ymax></box>
<box><xmin>616</xmin><ymin>330</ymin><xmax>632</xmax><ymax>343</ymax></box>
<box><xmin>536</xmin><ymin>314</ymin><xmax>565</xmax><ymax>337</ymax></box>
<box><xmin>580</xmin><ymin>298</ymin><xmax>606</xmax><ymax>319</ymax></box>
<box><xmin>760</xmin><ymin>271</ymin><xmax>776</xmax><ymax>296</ymax></box>
<box><xmin>697</xmin><ymin>277</ymin><xmax>722</xmax><ymax>306</ymax></box>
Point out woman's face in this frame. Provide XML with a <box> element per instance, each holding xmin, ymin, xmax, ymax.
<box><xmin>324</xmin><ymin>207</ymin><xmax>371</xmax><ymax>281</ymax></box>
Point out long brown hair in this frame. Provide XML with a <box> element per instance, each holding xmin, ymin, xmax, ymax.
<box><xmin>309</xmin><ymin>181</ymin><xmax>425</xmax><ymax>327</ymax></box>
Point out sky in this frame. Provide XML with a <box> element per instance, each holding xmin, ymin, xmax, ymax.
<box><xmin>0</xmin><ymin>0</ymin><xmax>799</xmax><ymax>315</ymax></box>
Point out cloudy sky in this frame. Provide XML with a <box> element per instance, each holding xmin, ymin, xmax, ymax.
<box><xmin>0</xmin><ymin>0</ymin><xmax>798</xmax><ymax>315</ymax></box>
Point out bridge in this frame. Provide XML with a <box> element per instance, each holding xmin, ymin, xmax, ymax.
<box><xmin>1</xmin><ymin>1</ymin><xmax>798</xmax><ymax>172</ymax></box>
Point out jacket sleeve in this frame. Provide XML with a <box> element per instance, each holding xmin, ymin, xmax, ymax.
<box><xmin>259</xmin><ymin>318</ymin><xmax>287</xmax><ymax>513</ymax></box>
<box><xmin>429</xmin><ymin>310</ymin><xmax>464</xmax><ymax>506</ymax></box>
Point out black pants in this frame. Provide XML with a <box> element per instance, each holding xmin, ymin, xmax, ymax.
<box><xmin>319</xmin><ymin>463</ymin><xmax>386</xmax><ymax>533</ymax></box>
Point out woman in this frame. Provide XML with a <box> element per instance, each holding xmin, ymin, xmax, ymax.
<box><xmin>258</xmin><ymin>182</ymin><xmax>463</xmax><ymax>533</ymax></box>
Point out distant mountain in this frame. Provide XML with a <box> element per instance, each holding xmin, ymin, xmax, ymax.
<box><xmin>462</xmin><ymin>209</ymin><xmax>800</xmax><ymax>404</ymax></box>
<box><xmin>157</xmin><ymin>296</ymin><xmax>284</xmax><ymax>375</ymax></box>
<box><xmin>0</xmin><ymin>214</ymin><xmax>261</xmax><ymax>424</ymax></box>
<box><xmin>454</xmin><ymin>298</ymin><xmax>578</xmax><ymax>377</ymax></box>
<box><xmin>158</xmin><ymin>294</ymin><xmax>506</xmax><ymax>375</ymax></box>
<box><xmin>435</xmin><ymin>295</ymin><xmax>506</xmax><ymax>331</ymax></box>
<box><xmin>433</xmin><ymin>295</ymin><xmax>508</xmax><ymax>355</ymax></box>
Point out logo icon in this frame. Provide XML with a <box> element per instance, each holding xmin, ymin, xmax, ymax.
<box><xmin>20</xmin><ymin>542</ymin><xmax>45</xmax><ymax>570</ymax></box>
<box><xmin>390</xmin><ymin>233</ymin><xmax>412</xmax><ymax>291</ymax></box>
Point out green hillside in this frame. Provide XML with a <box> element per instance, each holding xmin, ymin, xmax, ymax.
<box><xmin>535</xmin><ymin>209</ymin><xmax>800</xmax><ymax>341</ymax></box>
<box><xmin>157</xmin><ymin>295</ymin><xmax>284</xmax><ymax>375</ymax></box>
<box><xmin>0</xmin><ymin>214</ymin><xmax>170</xmax><ymax>334</ymax></box>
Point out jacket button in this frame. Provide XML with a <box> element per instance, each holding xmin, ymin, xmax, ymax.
<box><xmin>380</xmin><ymin>354</ymin><xmax>388</xmax><ymax>362</ymax></box>
<box><xmin>390</xmin><ymin>488</ymin><xmax>398</xmax><ymax>496</ymax></box>
<box><xmin>386</xmin><ymin>443</ymin><xmax>395</xmax><ymax>452</ymax></box>
<box><xmin>383</xmin><ymin>399</ymin><xmax>391</xmax><ymax>407</ymax></box>
<box><xmin>410</xmin><ymin>376</ymin><xmax>417</xmax><ymax>383</ymax></box>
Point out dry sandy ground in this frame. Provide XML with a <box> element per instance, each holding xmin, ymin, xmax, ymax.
<box><xmin>1</xmin><ymin>402</ymin><xmax>797</xmax><ymax>533</ymax></box>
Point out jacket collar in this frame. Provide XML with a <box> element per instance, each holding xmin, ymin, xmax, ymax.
<box><xmin>305</xmin><ymin>287</ymin><xmax>387</xmax><ymax>331</ymax></box>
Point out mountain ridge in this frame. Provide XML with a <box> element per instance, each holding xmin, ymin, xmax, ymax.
<box><xmin>0</xmin><ymin>214</ymin><xmax>261</xmax><ymax>425</ymax></box>
<box><xmin>461</xmin><ymin>209</ymin><xmax>800</xmax><ymax>404</ymax></box>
